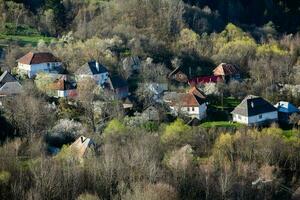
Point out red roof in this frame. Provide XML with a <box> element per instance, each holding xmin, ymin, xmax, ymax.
<box><xmin>213</xmin><ymin>63</ymin><xmax>239</xmax><ymax>76</ymax></box>
<box><xmin>188</xmin><ymin>75</ymin><xmax>222</xmax><ymax>85</ymax></box>
<box><xmin>17</xmin><ymin>52</ymin><xmax>60</xmax><ymax>65</ymax></box>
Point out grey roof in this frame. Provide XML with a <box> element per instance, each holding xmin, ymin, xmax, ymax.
<box><xmin>0</xmin><ymin>71</ymin><xmax>18</xmax><ymax>87</ymax></box>
<box><xmin>75</xmin><ymin>61</ymin><xmax>108</xmax><ymax>75</ymax></box>
<box><xmin>231</xmin><ymin>95</ymin><xmax>277</xmax><ymax>116</ymax></box>
<box><xmin>108</xmin><ymin>76</ymin><xmax>128</xmax><ymax>89</ymax></box>
<box><xmin>0</xmin><ymin>82</ymin><xmax>22</xmax><ymax>95</ymax></box>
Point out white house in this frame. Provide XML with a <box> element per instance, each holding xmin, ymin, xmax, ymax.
<box><xmin>75</xmin><ymin>61</ymin><xmax>109</xmax><ymax>85</ymax></box>
<box><xmin>231</xmin><ymin>95</ymin><xmax>278</xmax><ymax>126</ymax></box>
<box><xmin>164</xmin><ymin>86</ymin><xmax>207</xmax><ymax>120</ymax></box>
<box><xmin>17</xmin><ymin>52</ymin><xmax>62</xmax><ymax>78</ymax></box>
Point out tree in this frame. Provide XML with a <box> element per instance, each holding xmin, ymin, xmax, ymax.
<box><xmin>3</xmin><ymin>82</ymin><xmax>54</xmax><ymax>141</ymax></box>
<box><xmin>77</xmin><ymin>78</ymin><xmax>99</xmax><ymax>132</ymax></box>
<box><xmin>161</xmin><ymin>119</ymin><xmax>192</xmax><ymax>147</ymax></box>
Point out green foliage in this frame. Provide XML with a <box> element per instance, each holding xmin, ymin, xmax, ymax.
<box><xmin>103</xmin><ymin>119</ymin><xmax>127</xmax><ymax>137</ymax></box>
<box><xmin>256</xmin><ymin>43</ymin><xmax>289</xmax><ymax>57</ymax></box>
<box><xmin>161</xmin><ymin>119</ymin><xmax>192</xmax><ymax>146</ymax></box>
<box><xmin>200</xmin><ymin>121</ymin><xmax>243</xmax><ymax>128</ymax></box>
<box><xmin>2</xmin><ymin>23</ymin><xmax>40</xmax><ymax>36</ymax></box>
<box><xmin>77</xmin><ymin>193</ymin><xmax>100</xmax><ymax>200</ymax></box>
<box><xmin>0</xmin><ymin>34</ymin><xmax>54</xmax><ymax>46</ymax></box>
<box><xmin>34</xmin><ymin>73</ymin><xmax>56</xmax><ymax>94</ymax></box>
<box><xmin>0</xmin><ymin>171</ymin><xmax>10</xmax><ymax>184</ymax></box>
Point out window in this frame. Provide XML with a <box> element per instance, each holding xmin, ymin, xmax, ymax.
<box><xmin>187</xmin><ymin>107</ymin><xmax>190</xmax><ymax>112</ymax></box>
<box><xmin>238</xmin><ymin>115</ymin><xmax>241</xmax><ymax>120</ymax></box>
<box><xmin>192</xmin><ymin>107</ymin><xmax>195</xmax><ymax>111</ymax></box>
<box><xmin>259</xmin><ymin>114</ymin><xmax>262</xmax><ymax>119</ymax></box>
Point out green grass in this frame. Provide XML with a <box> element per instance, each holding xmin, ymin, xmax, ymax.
<box><xmin>0</xmin><ymin>34</ymin><xmax>55</xmax><ymax>46</ymax></box>
<box><xmin>200</xmin><ymin>121</ymin><xmax>244</xmax><ymax>128</ymax></box>
<box><xmin>282</xmin><ymin>129</ymin><xmax>300</xmax><ymax>138</ymax></box>
<box><xmin>211</xmin><ymin>97</ymin><xmax>241</xmax><ymax>110</ymax></box>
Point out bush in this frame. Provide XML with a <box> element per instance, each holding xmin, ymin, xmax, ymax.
<box><xmin>161</xmin><ymin>119</ymin><xmax>192</xmax><ymax>146</ymax></box>
<box><xmin>103</xmin><ymin>119</ymin><xmax>127</xmax><ymax>137</ymax></box>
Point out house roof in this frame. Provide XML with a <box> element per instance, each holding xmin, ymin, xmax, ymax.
<box><xmin>75</xmin><ymin>61</ymin><xmax>108</xmax><ymax>75</ymax></box>
<box><xmin>0</xmin><ymin>82</ymin><xmax>22</xmax><ymax>96</ymax></box>
<box><xmin>69</xmin><ymin>136</ymin><xmax>94</xmax><ymax>158</ymax></box>
<box><xmin>164</xmin><ymin>87</ymin><xmax>206</xmax><ymax>107</ymax></box>
<box><xmin>188</xmin><ymin>75</ymin><xmax>223</xmax><ymax>85</ymax></box>
<box><xmin>17</xmin><ymin>52</ymin><xmax>60</xmax><ymax>65</ymax></box>
<box><xmin>107</xmin><ymin>76</ymin><xmax>128</xmax><ymax>89</ymax></box>
<box><xmin>231</xmin><ymin>95</ymin><xmax>277</xmax><ymax>116</ymax></box>
<box><xmin>142</xmin><ymin>105</ymin><xmax>160</xmax><ymax>121</ymax></box>
<box><xmin>188</xmin><ymin>86</ymin><xmax>206</xmax><ymax>99</ymax></box>
<box><xmin>213</xmin><ymin>63</ymin><xmax>239</xmax><ymax>76</ymax></box>
<box><xmin>0</xmin><ymin>71</ymin><xmax>18</xmax><ymax>87</ymax></box>
<box><xmin>275</xmin><ymin>101</ymin><xmax>300</xmax><ymax>113</ymax></box>
<box><xmin>50</xmin><ymin>76</ymin><xmax>76</xmax><ymax>91</ymax></box>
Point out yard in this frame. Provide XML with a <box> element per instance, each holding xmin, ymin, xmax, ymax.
<box><xmin>0</xmin><ymin>34</ymin><xmax>54</xmax><ymax>46</ymax></box>
<box><xmin>210</xmin><ymin>96</ymin><xmax>241</xmax><ymax>110</ymax></box>
<box><xmin>200</xmin><ymin>121</ymin><xmax>244</xmax><ymax>128</ymax></box>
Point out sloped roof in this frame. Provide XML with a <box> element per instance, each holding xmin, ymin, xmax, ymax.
<box><xmin>50</xmin><ymin>76</ymin><xmax>76</xmax><ymax>91</ymax></box>
<box><xmin>0</xmin><ymin>71</ymin><xmax>18</xmax><ymax>87</ymax></box>
<box><xmin>275</xmin><ymin>101</ymin><xmax>299</xmax><ymax>113</ymax></box>
<box><xmin>69</xmin><ymin>136</ymin><xmax>94</xmax><ymax>158</ymax></box>
<box><xmin>231</xmin><ymin>95</ymin><xmax>277</xmax><ymax>116</ymax></box>
<box><xmin>213</xmin><ymin>63</ymin><xmax>239</xmax><ymax>76</ymax></box>
<box><xmin>107</xmin><ymin>76</ymin><xmax>128</xmax><ymax>89</ymax></box>
<box><xmin>189</xmin><ymin>86</ymin><xmax>206</xmax><ymax>99</ymax></box>
<box><xmin>75</xmin><ymin>61</ymin><xmax>108</xmax><ymax>75</ymax></box>
<box><xmin>188</xmin><ymin>75</ymin><xmax>223</xmax><ymax>85</ymax></box>
<box><xmin>0</xmin><ymin>82</ymin><xmax>22</xmax><ymax>96</ymax></box>
<box><xmin>164</xmin><ymin>87</ymin><xmax>206</xmax><ymax>107</ymax></box>
<box><xmin>17</xmin><ymin>52</ymin><xmax>60</xmax><ymax>65</ymax></box>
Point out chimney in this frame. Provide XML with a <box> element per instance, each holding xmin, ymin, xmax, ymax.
<box><xmin>95</xmin><ymin>61</ymin><xmax>100</xmax><ymax>72</ymax></box>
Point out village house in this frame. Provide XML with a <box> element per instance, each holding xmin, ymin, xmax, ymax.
<box><xmin>17</xmin><ymin>52</ymin><xmax>62</xmax><ymax>78</ymax></box>
<box><xmin>275</xmin><ymin>101</ymin><xmax>300</xmax><ymax>124</ymax></box>
<box><xmin>105</xmin><ymin>75</ymin><xmax>129</xmax><ymax>99</ymax></box>
<box><xmin>122</xmin><ymin>56</ymin><xmax>141</xmax><ymax>72</ymax></box>
<box><xmin>141</xmin><ymin>105</ymin><xmax>161</xmax><ymax>122</ymax></box>
<box><xmin>164</xmin><ymin>86</ymin><xmax>207</xmax><ymax>120</ymax></box>
<box><xmin>213</xmin><ymin>63</ymin><xmax>240</xmax><ymax>81</ymax></box>
<box><xmin>231</xmin><ymin>95</ymin><xmax>278</xmax><ymax>126</ymax></box>
<box><xmin>68</xmin><ymin>136</ymin><xmax>95</xmax><ymax>159</ymax></box>
<box><xmin>49</xmin><ymin>76</ymin><xmax>77</xmax><ymax>98</ymax></box>
<box><xmin>0</xmin><ymin>71</ymin><xmax>22</xmax><ymax>97</ymax></box>
<box><xmin>122</xmin><ymin>97</ymin><xmax>134</xmax><ymax>109</ymax></box>
<box><xmin>75</xmin><ymin>61</ymin><xmax>109</xmax><ymax>85</ymax></box>
<box><xmin>188</xmin><ymin>75</ymin><xmax>223</xmax><ymax>86</ymax></box>
<box><xmin>168</xmin><ymin>66</ymin><xmax>188</xmax><ymax>83</ymax></box>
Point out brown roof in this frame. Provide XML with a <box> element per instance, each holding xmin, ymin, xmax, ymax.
<box><xmin>188</xmin><ymin>86</ymin><xmax>206</xmax><ymax>99</ymax></box>
<box><xmin>213</xmin><ymin>63</ymin><xmax>239</xmax><ymax>76</ymax></box>
<box><xmin>166</xmin><ymin>87</ymin><xmax>206</xmax><ymax>107</ymax></box>
<box><xmin>17</xmin><ymin>52</ymin><xmax>60</xmax><ymax>65</ymax></box>
<box><xmin>49</xmin><ymin>76</ymin><xmax>76</xmax><ymax>91</ymax></box>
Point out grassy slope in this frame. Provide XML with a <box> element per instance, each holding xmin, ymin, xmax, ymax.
<box><xmin>200</xmin><ymin>121</ymin><xmax>244</xmax><ymax>128</ymax></box>
<box><xmin>0</xmin><ymin>34</ymin><xmax>54</xmax><ymax>46</ymax></box>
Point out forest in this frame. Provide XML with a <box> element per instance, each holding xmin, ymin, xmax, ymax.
<box><xmin>0</xmin><ymin>0</ymin><xmax>300</xmax><ymax>200</ymax></box>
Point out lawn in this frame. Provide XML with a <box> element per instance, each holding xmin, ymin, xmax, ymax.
<box><xmin>0</xmin><ymin>34</ymin><xmax>55</xmax><ymax>46</ymax></box>
<box><xmin>282</xmin><ymin>129</ymin><xmax>300</xmax><ymax>138</ymax></box>
<box><xmin>210</xmin><ymin>97</ymin><xmax>241</xmax><ymax>110</ymax></box>
<box><xmin>200</xmin><ymin>121</ymin><xmax>244</xmax><ymax>128</ymax></box>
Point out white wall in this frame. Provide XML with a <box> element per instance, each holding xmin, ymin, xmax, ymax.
<box><xmin>233</xmin><ymin>111</ymin><xmax>278</xmax><ymax>125</ymax></box>
<box><xmin>169</xmin><ymin>103</ymin><xmax>207</xmax><ymax>120</ymax></box>
<box><xmin>18</xmin><ymin>62</ymin><xmax>62</xmax><ymax>78</ymax></box>
<box><xmin>77</xmin><ymin>72</ymin><xmax>109</xmax><ymax>85</ymax></box>
<box><xmin>248</xmin><ymin>111</ymin><xmax>278</xmax><ymax>124</ymax></box>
